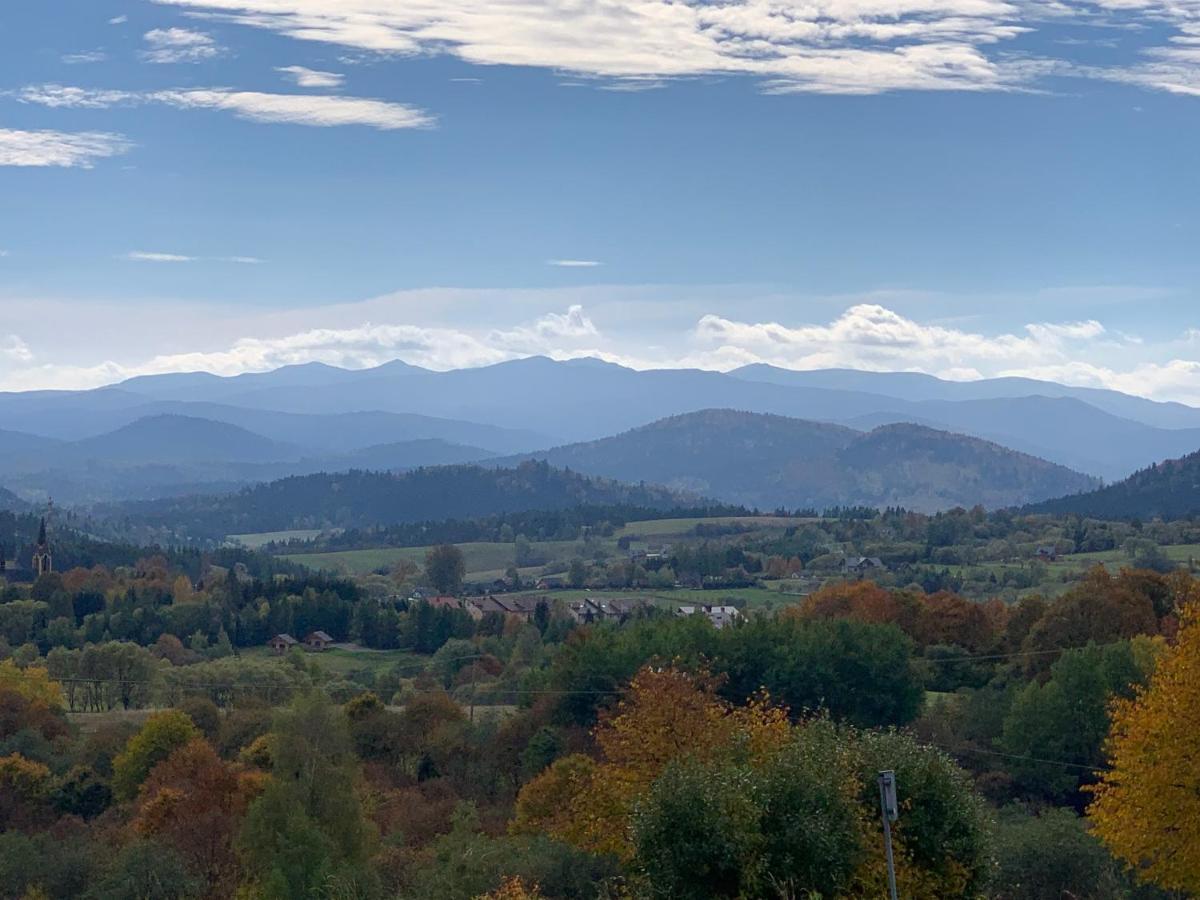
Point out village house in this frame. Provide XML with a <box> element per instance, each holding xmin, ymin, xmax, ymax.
<box><xmin>304</xmin><ymin>630</ymin><xmax>334</xmax><ymax>652</ymax></box>
<box><xmin>268</xmin><ymin>633</ymin><xmax>298</xmax><ymax>654</ymax></box>
<box><xmin>1036</xmin><ymin>545</ymin><xmax>1059</xmax><ymax>562</ymax></box>
<box><xmin>676</xmin><ymin>604</ymin><xmax>742</xmax><ymax>629</ymax></box>
<box><xmin>843</xmin><ymin>556</ymin><xmax>885</xmax><ymax>576</ymax></box>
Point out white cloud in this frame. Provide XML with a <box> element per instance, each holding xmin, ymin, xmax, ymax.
<box><xmin>1</xmin><ymin>336</ymin><xmax>33</xmax><ymax>364</ymax></box>
<box><xmin>147</xmin><ymin>0</ymin><xmax>1037</xmax><ymax>94</ymax></box>
<box><xmin>146</xmin><ymin>0</ymin><xmax>1200</xmax><ymax>96</ymax></box>
<box><xmin>62</xmin><ymin>50</ymin><xmax>108</xmax><ymax>64</ymax></box>
<box><xmin>276</xmin><ymin>65</ymin><xmax>345</xmax><ymax>88</ymax></box>
<box><xmin>154</xmin><ymin>88</ymin><xmax>431</xmax><ymax>128</ymax></box>
<box><xmin>548</xmin><ymin>259</ymin><xmax>601</xmax><ymax>267</ymax></box>
<box><xmin>687</xmin><ymin>304</ymin><xmax>1120</xmax><ymax>377</ymax></box>
<box><xmin>16</xmin><ymin>84</ymin><xmax>432</xmax><ymax>130</ymax></box>
<box><xmin>0</xmin><ymin>127</ymin><xmax>132</xmax><ymax>168</ymax></box>
<box><xmin>109</xmin><ymin>15</ymin><xmax>129</xmax><ymax>25</ymax></box>
<box><xmin>141</xmin><ymin>27</ymin><xmax>223</xmax><ymax>63</ymax></box>
<box><xmin>123</xmin><ymin>251</ymin><xmax>196</xmax><ymax>262</ymax></box>
<box><xmin>123</xmin><ymin>251</ymin><xmax>263</xmax><ymax>263</ymax></box>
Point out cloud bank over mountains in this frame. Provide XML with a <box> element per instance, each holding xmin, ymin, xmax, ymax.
<box><xmin>3</xmin><ymin>294</ymin><xmax>1200</xmax><ymax>405</ymax></box>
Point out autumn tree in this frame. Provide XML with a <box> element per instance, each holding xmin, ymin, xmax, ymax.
<box><xmin>426</xmin><ymin>544</ymin><xmax>466</xmax><ymax>596</ymax></box>
<box><xmin>133</xmin><ymin>738</ymin><xmax>266</xmax><ymax>896</ymax></box>
<box><xmin>1088</xmin><ymin>602</ymin><xmax>1200</xmax><ymax>894</ymax></box>
<box><xmin>112</xmin><ymin>710</ymin><xmax>200</xmax><ymax>800</ymax></box>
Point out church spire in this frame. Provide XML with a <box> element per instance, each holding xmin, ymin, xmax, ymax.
<box><xmin>32</xmin><ymin>517</ymin><xmax>51</xmax><ymax>577</ymax></box>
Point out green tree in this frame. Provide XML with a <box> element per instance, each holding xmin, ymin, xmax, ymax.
<box><xmin>112</xmin><ymin>710</ymin><xmax>200</xmax><ymax>800</ymax></box>
<box><xmin>425</xmin><ymin>544</ymin><xmax>466</xmax><ymax>596</ymax></box>
<box><xmin>85</xmin><ymin>840</ymin><xmax>201</xmax><ymax>900</ymax></box>
<box><xmin>991</xmin><ymin>808</ymin><xmax>1131</xmax><ymax>900</ymax></box>
<box><xmin>238</xmin><ymin>692</ymin><xmax>377</xmax><ymax>899</ymax></box>
<box><xmin>1000</xmin><ymin>640</ymin><xmax>1156</xmax><ymax>804</ymax></box>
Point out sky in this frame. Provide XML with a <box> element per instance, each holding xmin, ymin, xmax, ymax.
<box><xmin>1</xmin><ymin>0</ymin><xmax>1199</xmax><ymax>401</ymax></box>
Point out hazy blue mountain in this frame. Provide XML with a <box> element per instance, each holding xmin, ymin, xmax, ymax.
<box><xmin>845</xmin><ymin>396</ymin><xmax>1200</xmax><ymax>482</ymax></box>
<box><xmin>732</xmin><ymin>364</ymin><xmax>1200</xmax><ymax>429</ymax></box>
<box><xmin>5</xmin><ymin>357</ymin><xmax>1200</xmax><ymax>480</ymax></box>
<box><xmin>0</xmin><ymin>428</ymin><xmax>63</xmax><ymax>457</ymax></box>
<box><xmin>1029</xmin><ymin>450</ymin><xmax>1200</xmax><ymax>520</ymax></box>
<box><xmin>61</xmin><ymin>415</ymin><xmax>298</xmax><ymax>465</ymax></box>
<box><xmin>0</xmin><ymin>486</ymin><xmax>30</xmax><ymax>512</ymax></box>
<box><xmin>499</xmin><ymin>409</ymin><xmax>1097</xmax><ymax>512</ymax></box>
<box><xmin>102</xmin><ymin>460</ymin><xmax>694</xmax><ymax>540</ymax></box>
<box><xmin>307</xmin><ymin>439</ymin><xmax>495</xmax><ymax>471</ymax></box>
<box><xmin>0</xmin><ymin>418</ymin><xmax>500</xmax><ymax>505</ymax></box>
<box><xmin>0</xmin><ymin>396</ymin><xmax>552</xmax><ymax>452</ymax></box>
<box><xmin>215</xmin><ymin>356</ymin><xmax>913</xmax><ymax>440</ymax></box>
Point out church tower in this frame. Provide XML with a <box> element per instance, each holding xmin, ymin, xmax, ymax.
<box><xmin>32</xmin><ymin>518</ymin><xmax>51</xmax><ymax>577</ymax></box>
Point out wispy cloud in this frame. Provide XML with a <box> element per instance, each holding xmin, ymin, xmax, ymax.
<box><xmin>123</xmin><ymin>251</ymin><xmax>196</xmax><ymax>262</ymax></box>
<box><xmin>141</xmin><ymin>27</ymin><xmax>223</xmax><ymax>63</ymax></box>
<box><xmin>62</xmin><ymin>50</ymin><xmax>108</xmax><ymax>64</ymax></box>
<box><xmin>276</xmin><ymin>65</ymin><xmax>344</xmax><ymax>88</ymax></box>
<box><xmin>0</xmin><ymin>336</ymin><xmax>33</xmax><ymax>364</ymax></box>
<box><xmin>109</xmin><ymin>15</ymin><xmax>128</xmax><ymax>25</ymax></box>
<box><xmin>548</xmin><ymin>259</ymin><xmax>601</xmax><ymax>267</ymax></box>
<box><xmin>16</xmin><ymin>84</ymin><xmax>433</xmax><ymax>130</ymax></box>
<box><xmin>123</xmin><ymin>251</ymin><xmax>263</xmax><ymax>263</ymax></box>
<box><xmin>0</xmin><ymin>127</ymin><xmax>132</xmax><ymax>168</ymax></box>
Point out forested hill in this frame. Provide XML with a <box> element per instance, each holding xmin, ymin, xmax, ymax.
<box><xmin>1028</xmin><ymin>449</ymin><xmax>1200</xmax><ymax>520</ymax></box>
<box><xmin>99</xmin><ymin>460</ymin><xmax>694</xmax><ymax>542</ymax></box>
<box><xmin>0</xmin><ymin>487</ymin><xmax>29</xmax><ymax>512</ymax></box>
<box><xmin>500</xmin><ymin>410</ymin><xmax>1098</xmax><ymax>512</ymax></box>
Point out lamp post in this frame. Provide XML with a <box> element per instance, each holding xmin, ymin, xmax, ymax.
<box><xmin>878</xmin><ymin>770</ymin><xmax>899</xmax><ymax>900</ymax></box>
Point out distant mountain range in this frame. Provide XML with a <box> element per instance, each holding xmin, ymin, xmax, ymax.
<box><xmin>0</xmin><ymin>415</ymin><xmax>499</xmax><ymax>504</ymax></box>
<box><xmin>500</xmin><ymin>409</ymin><xmax>1098</xmax><ymax>512</ymax></box>
<box><xmin>1</xmin><ymin>357</ymin><xmax>1198</xmax><ymax>506</ymax></box>
<box><xmin>102</xmin><ymin>460</ymin><xmax>691</xmax><ymax>541</ymax></box>
<box><xmin>1028</xmin><ymin>450</ymin><xmax>1200</xmax><ymax>520</ymax></box>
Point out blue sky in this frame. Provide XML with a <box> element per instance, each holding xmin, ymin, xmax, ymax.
<box><xmin>1</xmin><ymin>0</ymin><xmax>1199</xmax><ymax>399</ymax></box>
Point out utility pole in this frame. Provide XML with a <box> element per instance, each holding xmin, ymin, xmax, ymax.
<box><xmin>878</xmin><ymin>770</ymin><xmax>899</xmax><ymax>900</ymax></box>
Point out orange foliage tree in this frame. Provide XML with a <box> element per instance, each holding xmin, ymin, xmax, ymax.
<box><xmin>133</xmin><ymin>737</ymin><xmax>267</xmax><ymax>896</ymax></box>
<box><xmin>1088</xmin><ymin>601</ymin><xmax>1200</xmax><ymax>894</ymax></box>
<box><xmin>512</xmin><ymin>667</ymin><xmax>789</xmax><ymax>859</ymax></box>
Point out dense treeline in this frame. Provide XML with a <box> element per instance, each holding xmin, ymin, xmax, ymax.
<box><xmin>1029</xmin><ymin>448</ymin><xmax>1200</xmax><ymax>520</ymax></box>
<box><xmin>274</xmin><ymin>502</ymin><xmax>755</xmax><ymax>553</ymax></box>
<box><xmin>89</xmin><ymin>461</ymin><xmax>695</xmax><ymax>544</ymax></box>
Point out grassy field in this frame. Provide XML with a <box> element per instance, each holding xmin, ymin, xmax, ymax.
<box><xmin>68</xmin><ymin>708</ymin><xmax>159</xmax><ymax>734</ymax></box>
<box><xmin>284</xmin><ymin>540</ymin><xmax>589</xmax><ymax>577</ymax></box>
<box><xmin>227</xmin><ymin>529</ymin><xmax>331</xmax><ymax>548</ymax></box>
<box><xmin>240</xmin><ymin>645</ymin><xmax>422</xmax><ymax>677</ymax></box>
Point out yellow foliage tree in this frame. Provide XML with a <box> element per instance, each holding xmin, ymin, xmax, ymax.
<box><xmin>0</xmin><ymin>660</ymin><xmax>64</xmax><ymax>709</ymax></box>
<box><xmin>1088</xmin><ymin>602</ymin><xmax>1200</xmax><ymax>894</ymax></box>
<box><xmin>512</xmin><ymin>667</ymin><xmax>789</xmax><ymax>860</ymax></box>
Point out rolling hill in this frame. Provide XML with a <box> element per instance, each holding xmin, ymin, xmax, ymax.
<box><xmin>99</xmin><ymin>460</ymin><xmax>694</xmax><ymax>541</ymax></box>
<box><xmin>1029</xmin><ymin>450</ymin><xmax>1200</xmax><ymax>520</ymax></box>
<box><xmin>501</xmin><ymin>409</ymin><xmax>1098</xmax><ymax>512</ymax></box>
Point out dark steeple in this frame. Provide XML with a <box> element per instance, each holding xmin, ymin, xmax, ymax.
<box><xmin>32</xmin><ymin>518</ymin><xmax>52</xmax><ymax>577</ymax></box>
